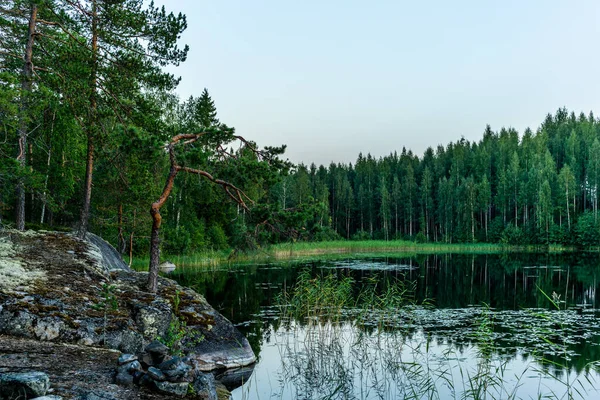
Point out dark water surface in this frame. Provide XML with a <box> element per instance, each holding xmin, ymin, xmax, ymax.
<box><xmin>173</xmin><ymin>252</ymin><xmax>600</xmax><ymax>399</ymax></box>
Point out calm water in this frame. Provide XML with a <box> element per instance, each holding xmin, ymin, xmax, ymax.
<box><xmin>173</xmin><ymin>252</ymin><xmax>600</xmax><ymax>399</ymax></box>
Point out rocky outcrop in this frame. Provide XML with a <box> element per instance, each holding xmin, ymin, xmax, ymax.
<box><xmin>0</xmin><ymin>230</ymin><xmax>256</xmax><ymax>398</ymax></box>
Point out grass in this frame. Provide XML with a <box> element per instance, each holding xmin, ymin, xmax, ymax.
<box><xmin>256</xmin><ymin>271</ymin><xmax>600</xmax><ymax>400</ymax></box>
<box><xmin>130</xmin><ymin>240</ymin><xmax>571</xmax><ymax>271</ymax></box>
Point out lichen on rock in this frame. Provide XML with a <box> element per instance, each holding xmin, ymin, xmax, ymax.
<box><xmin>0</xmin><ymin>235</ymin><xmax>46</xmax><ymax>292</ymax></box>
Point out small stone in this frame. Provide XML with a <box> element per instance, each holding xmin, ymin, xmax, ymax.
<box><xmin>157</xmin><ymin>356</ymin><xmax>181</xmax><ymax>371</ymax></box>
<box><xmin>31</xmin><ymin>396</ymin><xmax>63</xmax><ymax>400</ymax></box>
<box><xmin>152</xmin><ymin>380</ymin><xmax>189</xmax><ymax>397</ymax></box>
<box><xmin>118</xmin><ymin>353</ymin><xmax>137</xmax><ymax>365</ymax></box>
<box><xmin>147</xmin><ymin>367</ymin><xmax>165</xmax><ymax>381</ymax></box>
<box><xmin>158</xmin><ymin>357</ymin><xmax>191</xmax><ymax>382</ymax></box>
<box><xmin>115</xmin><ymin>371</ymin><xmax>134</xmax><ymax>387</ymax></box>
<box><xmin>138</xmin><ymin>352</ymin><xmax>154</xmax><ymax>368</ymax></box>
<box><xmin>78</xmin><ymin>337</ymin><xmax>95</xmax><ymax>346</ymax></box>
<box><xmin>132</xmin><ymin>371</ymin><xmax>145</xmax><ymax>385</ymax></box>
<box><xmin>125</xmin><ymin>360</ymin><xmax>142</xmax><ymax>373</ymax></box>
<box><xmin>117</xmin><ymin>360</ymin><xmax>141</xmax><ymax>375</ymax></box>
<box><xmin>0</xmin><ymin>371</ymin><xmax>50</xmax><ymax>398</ymax></box>
<box><xmin>192</xmin><ymin>372</ymin><xmax>218</xmax><ymax>400</ymax></box>
<box><xmin>144</xmin><ymin>340</ymin><xmax>170</xmax><ymax>363</ymax></box>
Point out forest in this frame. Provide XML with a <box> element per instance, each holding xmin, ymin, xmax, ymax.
<box><xmin>2</xmin><ymin>1</ymin><xmax>600</xmax><ymax>258</ymax></box>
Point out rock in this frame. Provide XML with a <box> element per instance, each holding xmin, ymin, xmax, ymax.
<box><xmin>192</xmin><ymin>372</ymin><xmax>218</xmax><ymax>400</ymax></box>
<box><xmin>85</xmin><ymin>233</ymin><xmax>130</xmax><ymax>273</ymax></box>
<box><xmin>215</xmin><ymin>381</ymin><xmax>232</xmax><ymax>400</ymax></box>
<box><xmin>1</xmin><ymin>310</ymin><xmax>34</xmax><ymax>337</ymax></box>
<box><xmin>117</xmin><ymin>353</ymin><xmax>137</xmax><ymax>365</ymax></box>
<box><xmin>147</xmin><ymin>366</ymin><xmax>166</xmax><ymax>381</ymax></box>
<box><xmin>132</xmin><ymin>371</ymin><xmax>145</xmax><ymax>385</ymax></box>
<box><xmin>77</xmin><ymin>391</ymin><xmax>118</xmax><ymax>400</ymax></box>
<box><xmin>77</xmin><ymin>337</ymin><xmax>95</xmax><ymax>346</ymax></box>
<box><xmin>145</xmin><ymin>340</ymin><xmax>169</xmax><ymax>356</ymax></box>
<box><xmin>135</xmin><ymin>303</ymin><xmax>172</xmax><ymax>338</ymax></box>
<box><xmin>159</xmin><ymin>261</ymin><xmax>176</xmax><ymax>274</ymax></box>
<box><xmin>118</xmin><ymin>330</ymin><xmax>144</xmax><ymax>354</ymax></box>
<box><xmin>152</xmin><ymin>380</ymin><xmax>189</xmax><ymax>397</ymax></box>
<box><xmin>31</xmin><ymin>396</ymin><xmax>63</xmax><ymax>400</ymax></box>
<box><xmin>33</xmin><ymin>318</ymin><xmax>62</xmax><ymax>341</ymax></box>
<box><xmin>138</xmin><ymin>352</ymin><xmax>154</xmax><ymax>368</ymax></box>
<box><xmin>115</xmin><ymin>371</ymin><xmax>134</xmax><ymax>387</ymax></box>
<box><xmin>121</xmin><ymin>360</ymin><xmax>141</xmax><ymax>373</ymax></box>
<box><xmin>158</xmin><ymin>356</ymin><xmax>192</xmax><ymax>382</ymax></box>
<box><xmin>157</xmin><ymin>356</ymin><xmax>181</xmax><ymax>371</ymax></box>
<box><xmin>0</xmin><ymin>371</ymin><xmax>50</xmax><ymax>398</ymax></box>
<box><xmin>144</xmin><ymin>340</ymin><xmax>170</xmax><ymax>364</ymax></box>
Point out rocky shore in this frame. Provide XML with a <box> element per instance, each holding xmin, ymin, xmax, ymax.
<box><xmin>0</xmin><ymin>230</ymin><xmax>255</xmax><ymax>399</ymax></box>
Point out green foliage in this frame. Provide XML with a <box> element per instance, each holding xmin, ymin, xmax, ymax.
<box><xmin>415</xmin><ymin>231</ymin><xmax>427</xmax><ymax>243</ymax></box>
<box><xmin>575</xmin><ymin>212</ymin><xmax>600</xmax><ymax>247</ymax></box>
<box><xmin>351</xmin><ymin>230</ymin><xmax>371</xmax><ymax>241</ymax></box>
<box><xmin>158</xmin><ymin>315</ymin><xmax>204</xmax><ymax>356</ymax></box>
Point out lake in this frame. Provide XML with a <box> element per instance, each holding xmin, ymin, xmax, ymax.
<box><xmin>172</xmin><ymin>252</ymin><xmax>600</xmax><ymax>399</ymax></box>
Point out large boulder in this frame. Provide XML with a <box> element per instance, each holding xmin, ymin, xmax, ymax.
<box><xmin>0</xmin><ymin>230</ymin><xmax>256</xmax><ymax>373</ymax></box>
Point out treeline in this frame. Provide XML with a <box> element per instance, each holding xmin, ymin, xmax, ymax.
<box><xmin>279</xmin><ymin>109</ymin><xmax>600</xmax><ymax>247</ymax></box>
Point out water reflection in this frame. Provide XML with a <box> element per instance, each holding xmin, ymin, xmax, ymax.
<box><xmin>172</xmin><ymin>252</ymin><xmax>600</xmax><ymax>399</ymax></box>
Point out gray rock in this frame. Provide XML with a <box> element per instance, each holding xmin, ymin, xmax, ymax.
<box><xmin>115</xmin><ymin>371</ymin><xmax>134</xmax><ymax>387</ymax></box>
<box><xmin>117</xmin><ymin>353</ymin><xmax>137</xmax><ymax>365</ymax></box>
<box><xmin>0</xmin><ymin>371</ymin><xmax>50</xmax><ymax>398</ymax></box>
<box><xmin>138</xmin><ymin>352</ymin><xmax>154</xmax><ymax>368</ymax></box>
<box><xmin>1</xmin><ymin>310</ymin><xmax>35</xmax><ymax>337</ymax></box>
<box><xmin>32</xmin><ymin>396</ymin><xmax>64</xmax><ymax>399</ymax></box>
<box><xmin>119</xmin><ymin>330</ymin><xmax>144</xmax><ymax>354</ymax></box>
<box><xmin>33</xmin><ymin>318</ymin><xmax>63</xmax><ymax>341</ymax></box>
<box><xmin>86</xmin><ymin>232</ymin><xmax>130</xmax><ymax>272</ymax></box>
<box><xmin>157</xmin><ymin>356</ymin><xmax>191</xmax><ymax>382</ymax></box>
<box><xmin>147</xmin><ymin>367</ymin><xmax>165</xmax><ymax>381</ymax></box>
<box><xmin>157</xmin><ymin>356</ymin><xmax>181</xmax><ymax>371</ymax></box>
<box><xmin>135</xmin><ymin>303</ymin><xmax>171</xmax><ymax>338</ymax></box>
<box><xmin>132</xmin><ymin>371</ymin><xmax>145</xmax><ymax>385</ymax></box>
<box><xmin>77</xmin><ymin>391</ymin><xmax>118</xmax><ymax>400</ymax></box>
<box><xmin>144</xmin><ymin>340</ymin><xmax>170</xmax><ymax>364</ymax></box>
<box><xmin>192</xmin><ymin>372</ymin><xmax>218</xmax><ymax>400</ymax></box>
<box><xmin>165</xmin><ymin>366</ymin><xmax>192</xmax><ymax>383</ymax></box>
<box><xmin>145</xmin><ymin>340</ymin><xmax>169</xmax><ymax>356</ymax></box>
<box><xmin>125</xmin><ymin>360</ymin><xmax>142</xmax><ymax>373</ymax></box>
<box><xmin>152</xmin><ymin>380</ymin><xmax>189</xmax><ymax>397</ymax></box>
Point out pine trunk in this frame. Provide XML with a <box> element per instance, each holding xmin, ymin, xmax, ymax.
<box><xmin>16</xmin><ymin>3</ymin><xmax>38</xmax><ymax>231</ymax></box>
<box><xmin>78</xmin><ymin>0</ymin><xmax>98</xmax><ymax>239</ymax></box>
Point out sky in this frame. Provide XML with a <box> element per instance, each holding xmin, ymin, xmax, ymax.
<box><xmin>154</xmin><ymin>0</ymin><xmax>600</xmax><ymax>166</ymax></box>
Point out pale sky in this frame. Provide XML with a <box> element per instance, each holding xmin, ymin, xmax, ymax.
<box><xmin>155</xmin><ymin>0</ymin><xmax>600</xmax><ymax>166</ymax></box>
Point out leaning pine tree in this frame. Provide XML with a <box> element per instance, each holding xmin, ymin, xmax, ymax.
<box><xmin>147</xmin><ymin>126</ymin><xmax>290</xmax><ymax>293</ymax></box>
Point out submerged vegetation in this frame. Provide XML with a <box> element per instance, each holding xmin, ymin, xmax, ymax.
<box><xmin>248</xmin><ymin>266</ymin><xmax>600</xmax><ymax>399</ymax></box>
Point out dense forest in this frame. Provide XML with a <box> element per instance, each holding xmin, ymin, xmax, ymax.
<box><xmin>2</xmin><ymin>2</ymin><xmax>600</xmax><ymax>257</ymax></box>
<box><xmin>282</xmin><ymin>109</ymin><xmax>600</xmax><ymax>247</ymax></box>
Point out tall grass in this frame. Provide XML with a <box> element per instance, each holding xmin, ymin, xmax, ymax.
<box><xmin>246</xmin><ymin>271</ymin><xmax>600</xmax><ymax>400</ymax></box>
<box><xmin>131</xmin><ymin>240</ymin><xmax>570</xmax><ymax>271</ymax></box>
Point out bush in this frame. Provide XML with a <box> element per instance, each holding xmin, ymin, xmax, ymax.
<box><xmin>575</xmin><ymin>212</ymin><xmax>600</xmax><ymax>247</ymax></box>
<box><xmin>351</xmin><ymin>230</ymin><xmax>371</xmax><ymax>241</ymax></box>
<box><xmin>207</xmin><ymin>224</ymin><xmax>228</xmax><ymax>250</ymax></box>
<box><xmin>500</xmin><ymin>225</ymin><xmax>525</xmax><ymax>245</ymax></box>
<box><xmin>415</xmin><ymin>232</ymin><xmax>427</xmax><ymax>243</ymax></box>
<box><xmin>312</xmin><ymin>226</ymin><xmax>342</xmax><ymax>242</ymax></box>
